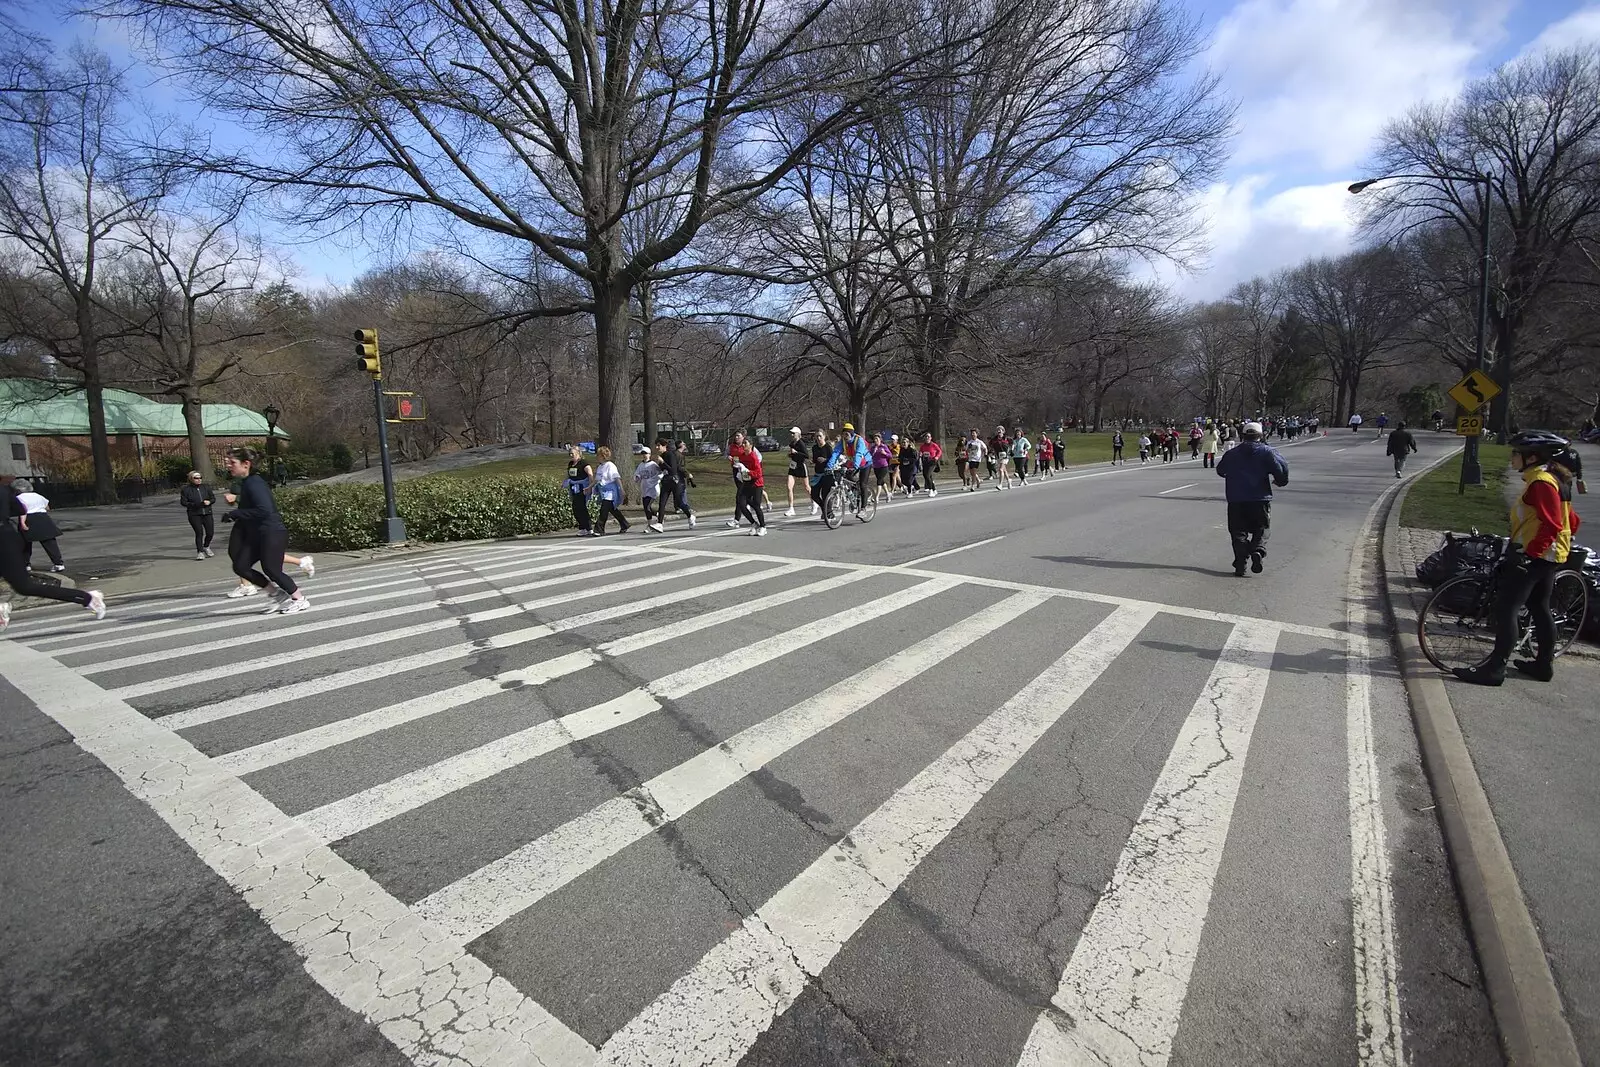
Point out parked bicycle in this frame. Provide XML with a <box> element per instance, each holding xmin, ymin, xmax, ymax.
<box><xmin>1417</xmin><ymin>536</ymin><xmax>1592</xmax><ymax>672</ymax></box>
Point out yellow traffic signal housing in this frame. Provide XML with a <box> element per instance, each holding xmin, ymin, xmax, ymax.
<box><xmin>355</xmin><ymin>328</ymin><xmax>381</xmax><ymax>378</ymax></box>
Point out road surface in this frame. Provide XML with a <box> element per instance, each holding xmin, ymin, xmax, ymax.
<box><xmin>0</xmin><ymin>429</ymin><xmax>1504</xmax><ymax>1066</ymax></box>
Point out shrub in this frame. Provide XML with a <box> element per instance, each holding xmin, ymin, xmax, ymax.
<box><xmin>328</xmin><ymin>442</ymin><xmax>354</xmax><ymax>474</ymax></box>
<box><xmin>156</xmin><ymin>454</ymin><xmax>195</xmax><ymax>482</ymax></box>
<box><xmin>279</xmin><ymin>473</ymin><xmax>582</xmax><ymax>551</ymax></box>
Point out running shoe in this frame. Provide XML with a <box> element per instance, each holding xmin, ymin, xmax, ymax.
<box><xmin>648</xmin><ymin>522</ymin><xmax>664</xmax><ymax>533</ymax></box>
<box><xmin>226</xmin><ymin>584</ymin><xmax>258</xmax><ymax>598</ymax></box>
<box><xmin>725</xmin><ymin>519</ymin><xmax>739</xmax><ymax>529</ymax></box>
<box><xmin>784</xmin><ymin>508</ymin><xmax>795</xmax><ymax>518</ymax></box>
<box><xmin>0</xmin><ymin>601</ymin><xmax>10</xmax><ymax>630</ymax></box>
<box><xmin>688</xmin><ymin>515</ymin><xmax>698</xmax><ymax>528</ymax></box>
<box><xmin>52</xmin><ymin>564</ymin><xmax>66</xmax><ymax>572</ymax></box>
<box><xmin>195</xmin><ymin>552</ymin><xmax>206</xmax><ymax>560</ymax></box>
<box><xmin>86</xmin><ymin>590</ymin><xmax>106</xmax><ymax>621</ymax></box>
<box><xmin>204</xmin><ymin>547</ymin><xmax>214</xmax><ymax>557</ymax></box>
<box><xmin>755</xmin><ymin>527</ymin><xmax>768</xmax><ymax>537</ymax></box>
<box><xmin>261</xmin><ymin>590</ymin><xmax>290</xmax><ymax>614</ymax></box>
<box><xmin>749</xmin><ymin>526</ymin><xmax>761</xmax><ymax>536</ymax></box>
<box><xmin>929</xmin><ymin>489</ymin><xmax>937</xmax><ymax>497</ymax></box>
<box><xmin>280</xmin><ymin>596</ymin><xmax>311</xmax><ymax>615</ymax></box>
<box><xmin>299</xmin><ymin>554</ymin><xmax>315</xmax><ymax>578</ymax></box>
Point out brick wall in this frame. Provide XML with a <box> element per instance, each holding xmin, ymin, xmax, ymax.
<box><xmin>25</xmin><ymin>434</ymin><xmax>266</xmax><ymax>475</ymax></box>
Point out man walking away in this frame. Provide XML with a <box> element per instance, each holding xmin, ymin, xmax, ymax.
<box><xmin>1215</xmin><ymin>421</ymin><xmax>1289</xmax><ymax>577</ymax></box>
<box><xmin>1386</xmin><ymin>421</ymin><xmax>1418</xmax><ymax>479</ymax></box>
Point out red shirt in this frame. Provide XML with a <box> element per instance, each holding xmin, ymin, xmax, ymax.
<box><xmin>729</xmin><ymin>443</ymin><xmax>764</xmax><ymax>488</ymax></box>
<box><xmin>919</xmin><ymin>441</ymin><xmax>943</xmax><ymax>461</ymax></box>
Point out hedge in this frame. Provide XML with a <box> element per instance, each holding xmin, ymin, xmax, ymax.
<box><xmin>279</xmin><ymin>474</ymin><xmax>587</xmax><ymax>551</ymax></box>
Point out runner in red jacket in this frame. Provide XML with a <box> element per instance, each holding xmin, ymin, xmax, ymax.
<box><xmin>918</xmin><ymin>433</ymin><xmax>942</xmax><ymax>497</ymax></box>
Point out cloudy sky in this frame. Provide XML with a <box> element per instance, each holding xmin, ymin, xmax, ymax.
<box><xmin>1168</xmin><ymin>0</ymin><xmax>1600</xmax><ymax>300</ymax></box>
<box><xmin>28</xmin><ymin>0</ymin><xmax>1600</xmax><ymax>298</ymax></box>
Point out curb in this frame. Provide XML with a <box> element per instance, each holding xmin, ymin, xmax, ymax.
<box><xmin>1379</xmin><ymin>459</ymin><xmax>1582</xmax><ymax>1067</ymax></box>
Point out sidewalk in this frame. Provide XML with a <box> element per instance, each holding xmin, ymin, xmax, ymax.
<box><xmin>1390</xmin><ymin>524</ymin><xmax>1598</xmax><ymax>1064</ymax></box>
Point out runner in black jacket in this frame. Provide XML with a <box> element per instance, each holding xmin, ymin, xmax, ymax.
<box><xmin>0</xmin><ymin>476</ymin><xmax>103</xmax><ymax>628</ymax></box>
<box><xmin>222</xmin><ymin>447</ymin><xmax>309</xmax><ymax>614</ymax></box>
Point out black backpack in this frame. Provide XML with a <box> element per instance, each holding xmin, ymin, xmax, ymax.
<box><xmin>1415</xmin><ymin>531</ymin><xmax>1501</xmax><ymax>588</ymax></box>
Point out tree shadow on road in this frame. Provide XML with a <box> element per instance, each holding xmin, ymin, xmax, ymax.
<box><xmin>1035</xmin><ymin>554</ymin><xmax>1238</xmax><ymax>579</ymax></box>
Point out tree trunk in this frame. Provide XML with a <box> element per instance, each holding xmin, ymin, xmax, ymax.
<box><xmin>850</xmin><ymin>382</ymin><xmax>868</xmax><ymax>433</ymax></box>
<box><xmin>1488</xmin><ymin>318</ymin><xmax>1515</xmax><ymax>442</ymax></box>
<box><xmin>76</xmin><ymin>301</ymin><xmax>116</xmax><ymax>502</ymax></box>
<box><xmin>1332</xmin><ymin>378</ymin><xmax>1347</xmax><ymax>426</ymax></box>
<box><xmin>924</xmin><ymin>384</ymin><xmax>945</xmax><ymax>446</ymax></box>
<box><xmin>593</xmin><ymin>280</ymin><xmax>632</xmax><ymax>450</ymax></box>
<box><xmin>181</xmin><ymin>389</ymin><xmax>210</xmax><ymax>479</ymax></box>
<box><xmin>638</xmin><ymin>286</ymin><xmax>656</xmax><ymax>447</ymax></box>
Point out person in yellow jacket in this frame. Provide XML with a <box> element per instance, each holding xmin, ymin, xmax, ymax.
<box><xmin>1454</xmin><ymin>430</ymin><xmax>1583</xmax><ymax>686</ymax></box>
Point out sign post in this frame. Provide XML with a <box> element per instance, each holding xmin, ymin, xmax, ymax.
<box><xmin>1447</xmin><ymin>370</ymin><xmax>1502</xmax><ymax>494</ymax></box>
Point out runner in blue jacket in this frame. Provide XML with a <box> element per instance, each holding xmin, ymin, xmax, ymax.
<box><xmin>1214</xmin><ymin>421</ymin><xmax>1288</xmax><ymax>576</ymax></box>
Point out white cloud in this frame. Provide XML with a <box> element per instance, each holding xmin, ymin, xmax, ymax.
<box><xmin>1209</xmin><ymin>0</ymin><xmax>1508</xmax><ymax>171</ymax></box>
<box><xmin>1152</xmin><ymin>177</ymin><xmax>1360</xmax><ymax>300</ymax></box>
<box><xmin>1518</xmin><ymin>4</ymin><xmax>1600</xmax><ymax>59</ymax></box>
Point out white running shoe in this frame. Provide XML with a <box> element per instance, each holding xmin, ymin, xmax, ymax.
<box><xmin>195</xmin><ymin>551</ymin><xmax>206</xmax><ymax>560</ymax></box>
<box><xmin>52</xmin><ymin>564</ymin><xmax>66</xmax><ymax>572</ymax></box>
<box><xmin>725</xmin><ymin>519</ymin><xmax>739</xmax><ymax>529</ymax></box>
<box><xmin>749</xmin><ymin>526</ymin><xmax>761</xmax><ymax>536</ymax></box>
<box><xmin>280</xmin><ymin>596</ymin><xmax>311</xmax><ymax>615</ymax></box>
<box><xmin>648</xmin><ymin>522</ymin><xmax>664</xmax><ymax>533</ymax></box>
<box><xmin>687</xmin><ymin>515</ymin><xmax>698</xmax><ymax>529</ymax></box>
<box><xmin>86</xmin><ymin>590</ymin><xmax>106</xmax><ymax>621</ymax></box>
<box><xmin>929</xmin><ymin>489</ymin><xmax>937</xmax><ymax>497</ymax></box>
<box><xmin>755</xmin><ymin>526</ymin><xmax>768</xmax><ymax>537</ymax></box>
<box><xmin>784</xmin><ymin>508</ymin><xmax>795</xmax><ymax>518</ymax></box>
<box><xmin>261</xmin><ymin>590</ymin><xmax>290</xmax><ymax>614</ymax></box>
<box><xmin>810</xmin><ymin>504</ymin><xmax>819</xmax><ymax>516</ymax></box>
<box><xmin>226</xmin><ymin>584</ymin><xmax>257</xmax><ymax>598</ymax></box>
<box><xmin>299</xmin><ymin>554</ymin><xmax>315</xmax><ymax>578</ymax></box>
<box><xmin>204</xmin><ymin>546</ymin><xmax>214</xmax><ymax>557</ymax></box>
<box><xmin>0</xmin><ymin>601</ymin><xmax>10</xmax><ymax>630</ymax></box>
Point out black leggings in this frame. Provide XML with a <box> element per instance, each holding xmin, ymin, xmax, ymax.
<box><xmin>735</xmin><ymin>482</ymin><xmax>765</xmax><ymax>526</ymax></box>
<box><xmin>233</xmin><ymin>526</ymin><xmax>297</xmax><ymax>594</ymax></box>
<box><xmin>920</xmin><ymin>458</ymin><xmax>937</xmax><ymax>491</ymax></box>
<box><xmin>1</xmin><ymin>527</ymin><xmax>89</xmax><ymax>606</ymax></box>
<box><xmin>23</xmin><ymin>538</ymin><xmax>64</xmax><ymax>568</ymax></box>
<box><xmin>596</xmin><ymin>499</ymin><xmax>630</xmax><ymax>533</ymax></box>
<box><xmin>188</xmin><ymin>512</ymin><xmax>214</xmax><ymax>551</ymax></box>
<box><xmin>569</xmin><ymin>492</ymin><xmax>592</xmax><ymax>532</ymax></box>
<box><xmin>1489</xmin><ymin>559</ymin><xmax>1558</xmax><ymax>666</ymax></box>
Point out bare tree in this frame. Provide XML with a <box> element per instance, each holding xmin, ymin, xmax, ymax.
<box><xmin>1283</xmin><ymin>248</ymin><xmax>1410</xmax><ymax>424</ymax></box>
<box><xmin>1358</xmin><ymin>46</ymin><xmax>1600</xmax><ymax>436</ymax></box>
<box><xmin>97</xmin><ymin>0</ymin><xmax>943</xmax><ymax>450</ymax></box>
<box><xmin>0</xmin><ymin>46</ymin><xmax>170</xmax><ymax>501</ymax></box>
<box><xmin>870</xmin><ymin>0</ymin><xmax>1232</xmax><ymax>442</ymax></box>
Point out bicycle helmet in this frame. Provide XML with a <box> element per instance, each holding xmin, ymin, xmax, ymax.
<box><xmin>1508</xmin><ymin>429</ymin><xmax>1569</xmax><ymax>458</ymax></box>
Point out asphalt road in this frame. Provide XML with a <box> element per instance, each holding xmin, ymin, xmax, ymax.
<box><xmin>1</xmin><ymin>429</ymin><xmax>1505</xmax><ymax>1067</ymax></box>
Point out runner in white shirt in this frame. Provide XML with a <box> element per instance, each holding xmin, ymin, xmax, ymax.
<box><xmin>962</xmin><ymin>430</ymin><xmax>986</xmax><ymax>492</ymax></box>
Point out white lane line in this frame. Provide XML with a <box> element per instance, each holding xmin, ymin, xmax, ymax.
<box><xmin>1158</xmin><ymin>483</ymin><xmax>1197</xmax><ymax>495</ymax></box>
<box><xmin>1346</xmin><ymin>485</ymin><xmax>1405</xmax><ymax>1066</ymax></box>
<box><xmin>0</xmin><ymin>640</ymin><xmax>598</xmax><ymax>1067</ymax></box>
<box><xmin>597</xmin><ymin>603</ymin><xmax>1157</xmax><ymax>1066</ymax></box>
<box><xmin>107</xmin><ymin>553</ymin><xmax>683</xmax><ymax>699</ymax></box>
<box><xmin>296</xmin><ymin>577</ymin><xmax>960</xmax><ymax>845</ymax></box>
<box><xmin>1332</xmin><ymin>448</ymin><xmax>1348</xmax><ymax>453</ymax></box>
<box><xmin>158</xmin><ymin>558</ymin><xmax>748</xmax><ymax>730</ymax></box>
<box><xmin>414</xmin><ymin>590</ymin><xmax>1050</xmax><ymax>944</ymax></box>
<box><xmin>1015</xmin><ymin>621</ymin><xmax>1280</xmax><ymax>1067</ymax></box>
<box><xmin>897</xmin><ymin>535</ymin><xmax>1005</xmax><ymax>568</ymax></box>
<box><xmin>214</xmin><ymin>562</ymin><xmax>827</xmax><ymax>775</ymax></box>
<box><xmin>80</xmin><ymin>547</ymin><xmax>652</xmax><ymax>673</ymax></box>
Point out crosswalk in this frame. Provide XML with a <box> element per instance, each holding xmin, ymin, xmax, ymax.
<box><xmin>0</xmin><ymin>536</ymin><xmax>1407</xmax><ymax>1067</ymax></box>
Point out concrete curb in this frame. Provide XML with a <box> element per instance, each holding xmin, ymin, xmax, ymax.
<box><xmin>1379</xmin><ymin>456</ymin><xmax>1582</xmax><ymax>1067</ymax></box>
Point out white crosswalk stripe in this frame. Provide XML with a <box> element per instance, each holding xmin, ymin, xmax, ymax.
<box><xmin>2</xmin><ymin>540</ymin><xmax>1403</xmax><ymax>1067</ymax></box>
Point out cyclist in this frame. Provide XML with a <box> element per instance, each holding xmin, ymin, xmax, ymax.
<box><xmin>1431</xmin><ymin>409</ymin><xmax>1444</xmax><ymax>432</ymax></box>
<box><xmin>829</xmin><ymin>423</ymin><xmax>872</xmax><ymax>516</ymax></box>
<box><xmin>1454</xmin><ymin>430</ymin><xmax>1583</xmax><ymax>686</ymax></box>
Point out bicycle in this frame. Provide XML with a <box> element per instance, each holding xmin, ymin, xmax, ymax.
<box><xmin>823</xmin><ymin>467</ymin><xmax>876</xmax><ymax>529</ymax></box>
<box><xmin>1417</xmin><ymin>536</ymin><xmax>1591</xmax><ymax>672</ymax></box>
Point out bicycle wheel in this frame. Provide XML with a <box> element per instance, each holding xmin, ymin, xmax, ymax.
<box><xmin>857</xmin><ymin>486</ymin><xmax>877</xmax><ymax>523</ymax></box>
<box><xmin>1418</xmin><ymin>575</ymin><xmax>1497</xmax><ymax>672</ymax></box>
<box><xmin>1550</xmin><ymin>569</ymin><xmax>1589</xmax><ymax>658</ymax></box>
<box><xmin>823</xmin><ymin>485</ymin><xmax>845</xmax><ymax>530</ymax></box>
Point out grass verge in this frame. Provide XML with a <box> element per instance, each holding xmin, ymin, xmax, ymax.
<box><xmin>1400</xmin><ymin>443</ymin><xmax>1511</xmax><ymax>534</ymax></box>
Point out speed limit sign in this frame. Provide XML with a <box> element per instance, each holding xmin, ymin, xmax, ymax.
<box><xmin>1455</xmin><ymin>414</ymin><xmax>1483</xmax><ymax>437</ymax></box>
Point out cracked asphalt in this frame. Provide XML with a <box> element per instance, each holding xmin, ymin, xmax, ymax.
<box><xmin>1</xmin><ymin>431</ymin><xmax>1507</xmax><ymax>1066</ymax></box>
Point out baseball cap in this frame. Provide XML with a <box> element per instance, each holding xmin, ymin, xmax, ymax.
<box><xmin>633</xmin><ymin>444</ymin><xmax>650</xmax><ymax>454</ymax></box>
<box><xmin>790</xmin><ymin>426</ymin><xmax>802</xmax><ymax>434</ymax></box>
<box><xmin>1243</xmin><ymin>421</ymin><xmax>1263</xmax><ymax>436</ymax></box>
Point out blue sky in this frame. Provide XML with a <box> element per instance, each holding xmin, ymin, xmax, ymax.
<box><xmin>16</xmin><ymin>0</ymin><xmax>1600</xmax><ymax>300</ymax></box>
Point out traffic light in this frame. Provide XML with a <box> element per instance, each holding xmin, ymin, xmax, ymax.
<box><xmin>355</xmin><ymin>328</ymin><xmax>381</xmax><ymax>378</ymax></box>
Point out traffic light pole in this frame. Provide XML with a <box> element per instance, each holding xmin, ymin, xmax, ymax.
<box><xmin>372</xmin><ymin>377</ymin><xmax>405</xmax><ymax>543</ymax></box>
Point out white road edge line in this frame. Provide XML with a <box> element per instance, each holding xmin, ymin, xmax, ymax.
<box><xmin>0</xmin><ymin>640</ymin><xmax>599</xmax><ymax>1067</ymax></box>
<box><xmin>1014</xmin><ymin>620</ymin><xmax>1280</xmax><ymax>1067</ymax></box>
<box><xmin>595</xmin><ymin>603</ymin><xmax>1158</xmax><ymax>1067</ymax></box>
<box><xmin>1157</xmin><ymin>483</ymin><xmax>1197</xmax><ymax>495</ymax></box>
<box><xmin>896</xmin><ymin>534</ymin><xmax>1005</xmax><ymax>568</ymax></box>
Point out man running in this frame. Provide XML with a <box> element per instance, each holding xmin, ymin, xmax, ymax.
<box><xmin>1215</xmin><ymin>421</ymin><xmax>1289</xmax><ymax>577</ymax></box>
<box><xmin>784</xmin><ymin>426</ymin><xmax>807</xmax><ymax>517</ymax></box>
<box><xmin>655</xmin><ymin>438</ymin><xmax>698</xmax><ymax>528</ymax></box>
<box><xmin>962</xmin><ymin>429</ymin><xmax>986</xmax><ymax>491</ymax></box>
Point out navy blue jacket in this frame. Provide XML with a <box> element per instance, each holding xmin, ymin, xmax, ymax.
<box><xmin>1215</xmin><ymin>441</ymin><xmax>1288</xmax><ymax>502</ymax></box>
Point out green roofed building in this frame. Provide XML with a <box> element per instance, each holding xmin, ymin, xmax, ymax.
<box><xmin>0</xmin><ymin>378</ymin><xmax>288</xmax><ymax>478</ymax></box>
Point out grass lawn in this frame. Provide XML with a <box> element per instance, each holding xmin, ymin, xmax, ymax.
<box><xmin>1399</xmin><ymin>443</ymin><xmax>1512</xmax><ymax>535</ymax></box>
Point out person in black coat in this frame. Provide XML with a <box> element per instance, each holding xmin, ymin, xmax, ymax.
<box><xmin>180</xmin><ymin>470</ymin><xmax>216</xmax><ymax>559</ymax></box>
<box><xmin>0</xmin><ymin>475</ymin><xmax>103</xmax><ymax>626</ymax></box>
<box><xmin>1386</xmin><ymin>422</ymin><xmax>1418</xmax><ymax>478</ymax></box>
<box><xmin>221</xmin><ymin>447</ymin><xmax>309</xmax><ymax>614</ymax></box>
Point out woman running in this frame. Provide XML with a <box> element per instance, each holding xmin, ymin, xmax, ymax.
<box><xmin>589</xmin><ymin>445</ymin><xmax>631</xmax><ymax>534</ymax></box>
<box><xmin>222</xmin><ymin>461</ymin><xmax>313</xmax><ymax>596</ymax></box>
<box><xmin>12</xmin><ymin>480</ymin><xmax>67</xmax><ymax>572</ymax></box>
<box><xmin>564</xmin><ymin>445</ymin><xmax>595</xmax><ymax>536</ymax></box>
<box><xmin>1</xmin><ymin>475</ymin><xmax>105</xmax><ymax>630</ymax></box>
<box><xmin>222</xmin><ymin>447</ymin><xmax>309</xmax><ymax>614</ymax></box>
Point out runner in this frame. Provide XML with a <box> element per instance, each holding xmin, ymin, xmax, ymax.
<box><xmin>1214</xmin><ymin>422</ymin><xmax>1289</xmax><ymax>577</ymax></box>
<box><xmin>221</xmin><ymin>446</ymin><xmax>310</xmax><ymax>614</ymax></box>
<box><xmin>962</xmin><ymin>429</ymin><xmax>986</xmax><ymax>491</ymax></box>
<box><xmin>726</xmin><ymin>431</ymin><xmax>767</xmax><ymax>536</ymax></box>
<box><xmin>870</xmin><ymin>431</ymin><xmax>894</xmax><ymax>502</ymax></box>
<box><xmin>1189</xmin><ymin>423</ymin><xmax>1203</xmax><ymax>459</ymax></box>
<box><xmin>11</xmin><ymin>481</ymin><xmax>66</xmax><ymax>572</ymax></box>
<box><xmin>1349</xmin><ymin>412</ymin><xmax>1363</xmax><ymax>433</ymax></box>
<box><xmin>0</xmin><ymin>474</ymin><xmax>104</xmax><ymax>627</ymax></box>
<box><xmin>811</xmin><ymin>429</ymin><xmax>835</xmax><ymax>511</ymax></box>
<box><xmin>898</xmin><ymin>431</ymin><xmax>921</xmax><ymax>496</ymax></box>
<box><xmin>1054</xmin><ymin>434</ymin><xmax>1067</xmax><ymax>470</ymax></box>
<box><xmin>990</xmin><ymin>425</ymin><xmax>1012</xmax><ymax>490</ymax></box>
<box><xmin>655</xmin><ymin>438</ymin><xmax>697</xmax><ymax>528</ymax></box>
<box><xmin>589</xmin><ymin>445</ymin><xmax>631</xmax><ymax>535</ymax></box>
<box><xmin>918</xmin><ymin>431</ymin><xmax>941</xmax><ymax>497</ymax></box>
<box><xmin>563</xmin><ymin>445</ymin><xmax>595</xmax><ymax>536</ymax></box>
<box><xmin>1037</xmin><ymin>434</ymin><xmax>1054</xmax><ymax>478</ymax></box>
<box><xmin>180</xmin><ymin>470</ymin><xmax>217</xmax><ymax>560</ymax></box>
<box><xmin>1386</xmin><ymin>420</ymin><xmax>1418</xmax><ymax>479</ymax></box>
<box><xmin>634</xmin><ymin>444</ymin><xmax>664</xmax><ymax>532</ymax></box>
<box><xmin>1111</xmin><ymin>429</ymin><xmax>1124</xmax><ymax>465</ymax></box>
<box><xmin>784</xmin><ymin>426</ymin><xmax>807</xmax><ymax>517</ymax></box>
<box><xmin>1010</xmin><ymin>428</ymin><xmax>1032</xmax><ymax>486</ymax></box>
<box><xmin>1138</xmin><ymin>432</ymin><xmax>1151</xmax><ymax>464</ymax></box>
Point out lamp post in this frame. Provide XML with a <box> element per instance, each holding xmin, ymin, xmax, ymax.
<box><xmin>262</xmin><ymin>404</ymin><xmax>282</xmax><ymax>486</ymax></box>
<box><xmin>1349</xmin><ymin>171</ymin><xmax>1492</xmax><ymax>493</ymax></box>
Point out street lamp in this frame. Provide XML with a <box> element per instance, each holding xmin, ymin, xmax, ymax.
<box><xmin>262</xmin><ymin>404</ymin><xmax>281</xmax><ymax>485</ymax></box>
<box><xmin>1349</xmin><ymin>170</ymin><xmax>1492</xmax><ymax>491</ymax></box>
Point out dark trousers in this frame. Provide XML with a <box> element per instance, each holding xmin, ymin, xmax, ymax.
<box><xmin>1488</xmin><ymin>559</ymin><xmax>1558</xmax><ymax>667</ymax></box>
<box><xmin>596</xmin><ymin>498</ymin><xmax>630</xmax><ymax>533</ymax></box>
<box><xmin>1190</xmin><ymin>441</ymin><xmax>1200</xmax><ymax>458</ymax></box>
<box><xmin>233</xmin><ymin>526</ymin><xmax>297</xmax><ymax>594</ymax></box>
<box><xmin>920</xmin><ymin>458</ymin><xmax>937</xmax><ymax>491</ymax></box>
<box><xmin>735</xmin><ymin>482</ymin><xmax>765</xmax><ymax>527</ymax></box>
<box><xmin>1</xmin><ymin>527</ymin><xmax>89</xmax><ymax>606</ymax></box>
<box><xmin>1392</xmin><ymin>454</ymin><xmax>1407</xmax><ymax>474</ymax></box>
<box><xmin>23</xmin><ymin>537</ymin><xmax>64</xmax><ymax>568</ymax></box>
<box><xmin>188</xmin><ymin>511</ymin><xmax>215</xmax><ymax>551</ymax></box>
<box><xmin>660</xmin><ymin>476</ymin><xmax>692</xmax><ymax>517</ymax></box>
<box><xmin>569</xmin><ymin>491</ymin><xmax>592</xmax><ymax>532</ymax></box>
<box><xmin>1226</xmin><ymin>501</ymin><xmax>1272</xmax><ymax>567</ymax></box>
<box><xmin>811</xmin><ymin>472</ymin><xmax>834</xmax><ymax>507</ymax></box>
<box><xmin>1203</xmin><ymin>451</ymin><xmax>1216</xmax><ymax>468</ymax></box>
<box><xmin>643</xmin><ymin>496</ymin><xmax>659</xmax><ymax>523</ymax></box>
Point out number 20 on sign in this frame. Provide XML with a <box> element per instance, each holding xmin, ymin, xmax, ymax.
<box><xmin>1456</xmin><ymin>414</ymin><xmax>1484</xmax><ymax>437</ymax></box>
